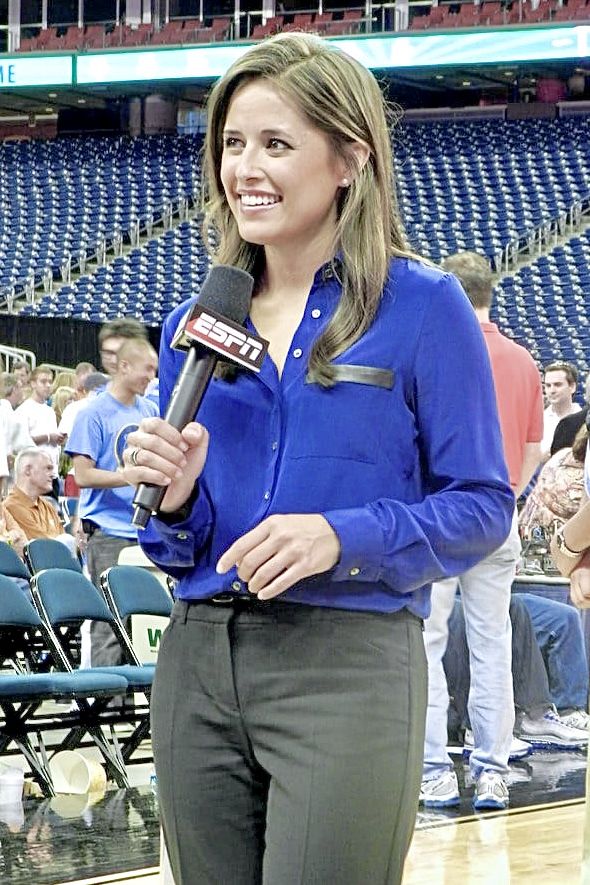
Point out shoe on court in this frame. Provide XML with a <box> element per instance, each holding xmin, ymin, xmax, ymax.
<box><xmin>463</xmin><ymin>728</ymin><xmax>532</xmax><ymax>761</ymax></box>
<box><xmin>473</xmin><ymin>771</ymin><xmax>509</xmax><ymax>811</ymax></box>
<box><xmin>559</xmin><ymin>709</ymin><xmax>590</xmax><ymax>731</ymax></box>
<box><xmin>419</xmin><ymin>770</ymin><xmax>460</xmax><ymax>808</ymax></box>
<box><xmin>517</xmin><ymin>707</ymin><xmax>588</xmax><ymax>749</ymax></box>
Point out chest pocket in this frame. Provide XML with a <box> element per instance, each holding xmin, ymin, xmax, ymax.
<box><xmin>287</xmin><ymin>365</ymin><xmax>394</xmax><ymax>465</ymax></box>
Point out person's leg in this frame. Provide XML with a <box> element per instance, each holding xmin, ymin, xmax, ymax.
<box><xmin>422</xmin><ymin>578</ymin><xmax>459</xmax><ymax>779</ymax></box>
<box><xmin>460</xmin><ymin>514</ymin><xmax>519</xmax><ymax>781</ymax></box>
<box><xmin>238</xmin><ymin>603</ymin><xmax>427</xmax><ymax>885</ymax></box>
<box><xmin>86</xmin><ymin>530</ymin><xmax>134</xmax><ymax>666</ymax></box>
<box><xmin>443</xmin><ymin>597</ymin><xmax>471</xmax><ymax>731</ymax></box>
<box><xmin>509</xmin><ymin>596</ymin><xmax>552</xmax><ymax>716</ymax></box>
<box><xmin>520</xmin><ymin>593</ymin><xmax>589</xmax><ymax>712</ymax></box>
<box><xmin>151</xmin><ymin>601</ymin><xmax>268</xmax><ymax>885</ymax></box>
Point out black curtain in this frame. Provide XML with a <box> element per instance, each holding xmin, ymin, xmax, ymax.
<box><xmin>0</xmin><ymin>316</ymin><xmax>162</xmax><ymax>370</ymax></box>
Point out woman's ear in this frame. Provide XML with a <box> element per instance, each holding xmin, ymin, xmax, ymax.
<box><xmin>342</xmin><ymin>140</ymin><xmax>371</xmax><ymax>184</ymax></box>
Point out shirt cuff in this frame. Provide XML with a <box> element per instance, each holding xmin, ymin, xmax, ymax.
<box><xmin>322</xmin><ymin>507</ymin><xmax>385</xmax><ymax>582</ymax></box>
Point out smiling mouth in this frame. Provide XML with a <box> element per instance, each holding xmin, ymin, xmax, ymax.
<box><xmin>240</xmin><ymin>194</ymin><xmax>281</xmax><ymax>207</ymax></box>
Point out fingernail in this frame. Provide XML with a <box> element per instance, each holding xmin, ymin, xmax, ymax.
<box><xmin>215</xmin><ymin>561</ymin><xmax>225</xmax><ymax>574</ymax></box>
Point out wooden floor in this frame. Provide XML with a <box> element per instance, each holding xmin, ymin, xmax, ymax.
<box><xmin>62</xmin><ymin>800</ymin><xmax>587</xmax><ymax>885</ymax></box>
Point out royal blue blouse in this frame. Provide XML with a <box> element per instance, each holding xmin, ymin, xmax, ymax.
<box><xmin>139</xmin><ymin>257</ymin><xmax>514</xmax><ymax>617</ymax></box>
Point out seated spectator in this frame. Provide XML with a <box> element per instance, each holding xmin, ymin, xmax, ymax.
<box><xmin>444</xmin><ymin>594</ymin><xmax>588</xmax><ymax>750</ymax></box>
<box><xmin>3</xmin><ymin>448</ymin><xmax>77</xmax><ymax>556</ymax></box>
<box><xmin>550</xmin><ymin>371</ymin><xmax>590</xmax><ymax>457</ymax></box>
<box><xmin>519</xmin><ymin>425</ymin><xmax>587</xmax><ymax>542</ymax></box>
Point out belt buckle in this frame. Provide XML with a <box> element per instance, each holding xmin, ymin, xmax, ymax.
<box><xmin>209</xmin><ymin>593</ymin><xmax>237</xmax><ymax>605</ymax></box>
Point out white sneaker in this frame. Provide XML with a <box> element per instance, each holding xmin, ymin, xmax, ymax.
<box><xmin>473</xmin><ymin>771</ymin><xmax>509</xmax><ymax>811</ymax></box>
<box><xmin>559</xmin><ymin>709</ymin><xmax>590</xmax><ymax>731</ymax></box>
<box><xmin>463</xmin><ymin>728</ymin><xmax>532</xmax><ymax>761</ymax></box>
<box><xmin>517</xmin><ymin>706</ymin><xmax>588</xmax><ymax>749</ymax></box>
<box><xmin>419</xmin><ymin>770</ymin><xmax>460</xmax><ymax>808</ymax></box>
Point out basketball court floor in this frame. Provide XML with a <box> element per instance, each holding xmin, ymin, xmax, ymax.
<box><xmin>0</xmin><ymin>742</ymin><xmax>586</xmax><ymax>884</ymax></box>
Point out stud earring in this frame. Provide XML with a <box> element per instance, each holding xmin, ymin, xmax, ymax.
<box><xmin>341</xmin><ymin>178</ymin><xmax>349</xmax><ymax>187</ymax></box>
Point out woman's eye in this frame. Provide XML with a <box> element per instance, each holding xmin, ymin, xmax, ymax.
<box><xmin>223</xmin><ymin>136</ymin><xmax>242</xmax><ymax>150</ymax></box>
<box><xmin>267</xmin><ymin>138</ymin><xmax>289</xmax><ymax>151</ymax></box>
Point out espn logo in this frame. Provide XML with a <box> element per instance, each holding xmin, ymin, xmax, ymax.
<box><xmin>183</xmin><ymin>305</ymin><xmax>268</xmax><ymax>372</ymax></box>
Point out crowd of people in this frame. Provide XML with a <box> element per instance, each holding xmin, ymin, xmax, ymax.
<box><xmin>0</xmin><ymin>31</ymin><xmax>588</xmax><ymax>884</ymax></box>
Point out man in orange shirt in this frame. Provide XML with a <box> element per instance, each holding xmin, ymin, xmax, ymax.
<box><xmin>4</xmin><ymin>448</ymin><xmax>76</xmax><ymax>555</ymax></box>
<box><xmin>421</xmin><ymin>252</ymin><xmax>544</xmax><ymax>811</ymax></box>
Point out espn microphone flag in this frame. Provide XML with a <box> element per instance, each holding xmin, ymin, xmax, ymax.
<box><xmin>132</xmin><ymin>264</ymin><xmax>261</xmax><ymax>528</ymax></box>
<box><xmin>171</xmin><ymin>305</ymin><xmax>267</xmax><ymax>371</ymax></box>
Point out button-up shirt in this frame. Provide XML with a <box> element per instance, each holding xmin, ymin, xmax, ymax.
<box><xmin>139</xmin><ymin>258</ymin><xmax>514</xmax><ymax>617</ymax></box>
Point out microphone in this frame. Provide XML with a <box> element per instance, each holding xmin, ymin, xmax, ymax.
<box><xmin>132</xmin><ymin>264</ymin><xmax>265</xmax><ymax>529</ymax></box>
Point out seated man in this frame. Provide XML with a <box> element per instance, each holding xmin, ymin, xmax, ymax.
<box><xmin>444</xmin><ymin>594</ymin><xmax>588</xmax><ymax>753</ymax></box>
<box><xmin>3</xmin><ymin>448</ymin><xmax>77</xmax><ymax>556</ymax></box>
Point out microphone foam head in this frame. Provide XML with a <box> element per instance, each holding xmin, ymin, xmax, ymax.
<box><xmin>198</xmin><ymin>265</ymin><xmax>254</xmax><ymax>325</ymax></box>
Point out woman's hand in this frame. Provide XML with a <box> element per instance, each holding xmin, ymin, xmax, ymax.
<box><xmin>216</xmin><ymin>514</ymin><xmax>341</xmax><ymax>600</ymax></box>
<box><xmin>569</xmin><ymin>553</ymin><xmax>590</xmax><ymax>609</ymax></box>
<box><xmin>121</xmin><ymin>417</ymin><xmax>209</xmax><ymax>513</ymax></box>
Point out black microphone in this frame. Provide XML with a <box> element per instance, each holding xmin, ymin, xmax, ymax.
<box><xmin>132</xmin><ymin>264</ymin><xmax>264</xmax><ymax>529</ymax></box>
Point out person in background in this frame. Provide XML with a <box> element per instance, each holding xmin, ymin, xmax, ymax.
<box><xmin>550</xmin><ymin>371</ymin><xmax>590</xmax><ymax>458</ymax></box>
<box><xmin>519</xmin><ymin>425</ymin><xmax>587</xmax><ymax>541</ymax></box>
<box><xmin>14</xmin><ymin>365</ymin><xmax>66</xmax><ymax>498</ymax></box>
<box><xmin>98</xmin><ymin>318</ymin><xmax>149</xmax><ymax>378</ymax></box>
<box><xmin>72</xmin><ymin>362</ymin><xmax>96</xmax><ymax>399</ymax></box>
<box><xmin>66</xmin><ymin>338</ymin><xmax>158</xmax><ymax>665</ymax></box>
<box><xmin>541</xmin><ymin>361</ymin><xmax>580</xmax><ymax>460</ymax></box>
<box><xmin>50</xmin><ymin>372</ymin><xmax>76</xmax><ymax>400</ymax></box>
<box><xmin>58</xmin><ymin>371</ymin><xmax>110</xmax><ymax>440</ymax></box>
<box><xmin>0</xmin><ymin>373</ymin><xmax>34</xmax><ymax>495</ymax></box>
<box><xmin>51</xmin><ymin>387</ymin><xmax>76</xmax><ymax>426</ymax></box>
<box><xmin>121</xmin><ymin>34</ymin><xmax>513</xmax><ymax>883</ymax></box>
<box><xmin>11</xmin><ymin>360</ymin><xmax>31</xmax><ymax>398</ymax></box>
<box><xmin>421</xmin><ymin>251</ymin><xmax>543</xmax><ymax>811</ymax></box>
<box><xmin>3</xmin><ymin>448</ymin><xmax>77</xmax><ymax>557</ymax></box>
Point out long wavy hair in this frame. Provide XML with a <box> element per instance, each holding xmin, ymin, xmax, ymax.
<box><xmin>202</xmin><ymin>32</ymin><xmax>418</xmax><ymax>386</ymax></box>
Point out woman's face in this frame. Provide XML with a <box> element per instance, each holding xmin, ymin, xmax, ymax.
<box><xmin>220</xmin><ymin>79</ymin><xmax>346</xmax><ymax>257</ymax></box>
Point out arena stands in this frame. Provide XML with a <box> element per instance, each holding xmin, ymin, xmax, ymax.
<box><xmin>0</xmin><ymin>135</ymin><xmax>201</xmax><ymax>301</ymax></box>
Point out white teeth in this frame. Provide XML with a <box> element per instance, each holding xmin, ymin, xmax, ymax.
<box><xmin>240</xmin><ymin>194</ymin><xmax>279</xmax><ymax>206</ymax></box>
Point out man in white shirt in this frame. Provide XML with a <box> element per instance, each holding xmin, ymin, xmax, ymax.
<box><xmin>541</xmin><ymin>361</ymin><xmax>581</xmax><ymax>460</ymax></box>
<box><xmin>0</xmin><ymin>373</ymin><xmax>34</xmax><ymax>494</ymax></box>
<box><xmin>14</xmin><ymin>365</ymin><xmax>66</xmax><ymax>482</ymax></box>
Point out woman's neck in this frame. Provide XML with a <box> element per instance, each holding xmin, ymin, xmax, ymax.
<box><xmin>259</xmin><ymin>242</ymin><xmax>335</xmax><ymax>305</ymax></box>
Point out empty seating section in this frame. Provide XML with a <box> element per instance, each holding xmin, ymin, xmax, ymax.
<box><xmin>493</xmin><ymin>228</ymin><xmax>590</xmax><ymax>375</ymax></box>
<box><xmin>15</xmin><ymin>115</ymin><xmax>590</xmax><ymax>376</ymax></box>
<box><xmin>396</xmin><ymin>117</ymin><xmax>590</xmax><ymax>264</ymax></box>
<box><xmin>0</xmin><ymin>135</ymin><xmax>201</xmax><ymax>298</ymax></box>
<box><xmin>22</xmin><ymin>222</ymin><xmax>210</xmax><ymax>325</ymax></box>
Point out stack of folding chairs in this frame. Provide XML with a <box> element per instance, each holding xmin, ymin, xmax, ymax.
<box><xmin>0</xmin><ymin>539</ymin><xmax>172</xmax><ymax>797</ymax></box>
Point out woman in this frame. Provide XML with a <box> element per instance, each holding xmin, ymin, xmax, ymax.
<box><xmin>519</xmin><ymin>425</ymin><xmax>587</xmax><ymax>540</ymax></box>
<box><xmin>122</xmin><ymin>33</ymin><xmax>513</xmax><ymax>885</ymax></box>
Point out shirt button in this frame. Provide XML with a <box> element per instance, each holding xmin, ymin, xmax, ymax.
<box><xmin>177</xmin><ymin>532</ymin><xmax>188</xmax><ymax>541</ymax></box>
<box><xmin>263</xmin><ymin>491</ymin><xmax>270</xmax><ymax>500</ymax></box>
<box><xmin>293</xmin><ymin>348</ymin><xmax>303</xmax><ymax>358</ymax></box>
<box><xmin>311</xmin><ymin>308</ymin><xmax>321</xmax><ymax>319</ymax></box>
<box><xmin>271</xmin><ymin>441</ymin><xmax>278</xmax><ymax>451</ymax></box>
<box><xmin>232</xmin><ymin>580</ymin><xmax>242</xmax><ymax>592</ymax></box>
<box><xmin>349</xmin><ymin>567</ymin><xmax>360</xmax><ymax>577</ymax></box>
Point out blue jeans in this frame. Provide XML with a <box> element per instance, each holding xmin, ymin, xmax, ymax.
<box><xmin>520</xmin><ymin>593</ymin><xmax>589</xmax><ymax>711</ymax></box>
<box><xmin>423</xmin><ymin>513</ymin><xmax>519</xmax><ymax>780</ymax></box>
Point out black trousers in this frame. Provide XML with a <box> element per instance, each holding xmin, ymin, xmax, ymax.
<box><xmin>151</xmin><ymin>598</ymin><xmax>427</xmax><ymax>885</ymax></box>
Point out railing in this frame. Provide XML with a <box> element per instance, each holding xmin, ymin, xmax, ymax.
<box><xmin>0</xmin><ymin>193</ymin><xmax>199</xmax><ymax>315</ymax></box>
<box><xmin>0</xmin><ymin>345</ymin><xmax>37</xmax><ymax>372</ymax></box>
